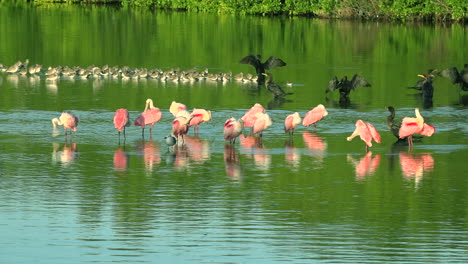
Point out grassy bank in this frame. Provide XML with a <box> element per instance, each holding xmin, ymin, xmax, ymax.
<box><xmin>17</xmin><ymin>0</ymin><xmax>468</xmax><ymax>21</ymax></box>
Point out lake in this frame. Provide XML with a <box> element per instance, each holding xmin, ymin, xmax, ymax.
<box><xmin>0</xmin><ymin>3</ymin><xmax>467</xmax><ymax>264</ymax></box>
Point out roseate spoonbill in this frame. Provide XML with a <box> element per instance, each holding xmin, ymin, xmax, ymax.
<box><xmin>239</xmin><ymin>55</ymin><xmax>286</xmax><ymax>84</ymax></box>
<box><xmin>284</xmin><ymin>112</ymin><xmax>301</xmax><ymax>135</ymax></box>
<box><xmin>224</xmin><ymin>117</ymin><xmax>244</xmax><ymax>144</ymax></box>
<box><xmin>326</xmin><ymin>74</ymin><xmax>371</xmax><ymax>98</ymax></box>
<box><xmin>252</xmin><ymin>112</ymin><xmax>272</xmax><ymax>137</ymax></box>
<box><xmin>189</xmin><ymin>108</ymin><xmax>212</xmax><ymax>134</ymax></box>
<box><xmin>172</xmin><ymin>112</ymin><xmax>193</xmax><ymax>144</ymax></box>
<box><xmin>52</xmin><ymin>112</ymin><xmax>79</xmax><ymax>135</ymax></box>
<box><xmin>439</xmin><ymin>64</ymin><xmax>468</xmax><ymax>91</ymax></box>
<box><xmin>302</xmin><ymin>104</ymin><xmax>328</xmax><ymax>129</ymax></box>
<box><xmin>262</xmin><ymin>73</ymin><xmax>291</xmax><ymax>98</ymax></box>
<box><xmin>241</xmin><ymin>103</ymin><xmax>265</xmax><ymax>129</ymax></box>
<box><xmin>347</xmin><ymin>120</ymin><xmax>381</xmax><ymax>152</ymax></box>
<box><xmin>169</xmin><ymin>101</ymin><xmax>187</xmax><ymax>117</ymax></box>
<box><xmin>399</xmin><ymin>108</ymin><xmax>435</xmax><ymax>146</ymax></box>
<box><xmin>113</xmin><ymin>108</ymin><xmax>131</xmax><ymax>140</ymax></box>
<box><xmin>134</xmin><ymin>98</ymin><xmax>162</xmax><ymax>138</ymax></box>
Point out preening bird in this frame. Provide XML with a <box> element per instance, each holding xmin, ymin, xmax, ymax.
<box><xmin>134</xmin><ymin>98</ymin><xmax>162</xmax><ymax>137</ymax></box>
<box><xmin>302</xmin><ymin>104</ymin><xmax>328</xmax><ymax>129</ymax></box>
<box><xmin>169</xmin><ymin>101</ymin><xmax>187</xmax><ymax>117</ymax></box>
<box><xmin>241</xmin><ymin>103</ymin><xmax>265</xmax><ymax>128</ymax></box>
<box><xmin>188</xmin><ymin>108</ymin><xmax>212</xmax><ymax>134</ymax></box>
<box><xmin>284</xmin><ymin>112</ymin><xmax>302</xmax><ymax>135</ymax></box>
<box><xmin>224</xmin><ymin>117</ymin><xmax>244</xmax><ymax>144</ymax></box>
<box><xmin>240</xmin><ymin>55</ymin><xmax>286</xmax><ymax>84</ymax></box>
<box><xmin>439</xmin><ymin>64</ymin><xmax>468</xmax><ymax>91</ymax></box>
<box><xmin>347</xmin><ymin>120</ymin><xmax>381</xmax><ymax>152</ymax></box>
<box><xmin>52</xmin><ymin>112</ymin><xmax>79</xmax><ymax>135</ymax></box>
<box><xmin>398</xmin><ymin>108</ymin><xmax>435</xmax><ymax>146</ymax></box>
<box><xmin>326</xmin><ymin>74</ymin><xmax>371</xmax><ymax>98</ymax></box>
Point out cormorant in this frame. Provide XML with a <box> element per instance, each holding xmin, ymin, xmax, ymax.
<box><xmin>386</xmin><ymin>106</ymin><xmax>403</xmax><ymax>140</ymax></box>
<box><xmin>326</xmin><ymin>74</ymin><xmax>371</xmax><ymax>98</ymax></box>
<box><xmin>439</xmin><ymin>64</ymin><xmax>468</xmax><ymax>91</ymax></box>
<box><xmin>262</xmin><ymin>73</ymin><xmax>292</xmax><ymax>98</ymax></box>
<box><xmin>408</xmin><ymin>73</ymin><xmax>434</xmax><ymax>108</ymax></box>
<box><xmin>240</xmin><ymin>55</ymin><xmax>286</xmax><ymax>84</ymax></box>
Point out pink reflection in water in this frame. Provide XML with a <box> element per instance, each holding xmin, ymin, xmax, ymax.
<box><xmin>113</xmin><ymin>147</ymin><xmax>128</xmax><ymax>172</ymax></box>
<box><xmin>224</xmin><ymin>144</ymin><xmax>241</xmax><ymax>181</ymax></box>
<box><xmin>240</xmin><ymin>135</ymin><xmax>271</xmax><ymax>171</ymax></box>
<box><xmin>136</xmin><ymin>140</ymin><xmax>161</xmax><ymax>173</ymax></box>
<box><xmin>399</xmin><ymin>152</ymin><xmax>434</xmax><ymax>186</ymax></box>
<box><xmin>184</xmin><ymin>135</ymin><xmax>210</xmax><ymax>164</ymax></box>
<box><xmin>284</xmin><ymin>141</ymin><xmax>301</xmax><ymax>170</ymax></box>
<box><xmin>347</xmin><ymin>151</ymin><xmax>381</xmax><ymax>181</ymax></box>
<box><xmin>302</xmin><ymin>131</ymin><xmax>327</xmax><ymax>153</ymax></box>
<box><xmin>52</xmin><ymin>142</ymin><xmax>77</xmax><ymax>167</ymax></box>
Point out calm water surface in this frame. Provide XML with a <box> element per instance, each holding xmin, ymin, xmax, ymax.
<box><xmin>0</xmin><ymin>3</ymin><xmax>467</xmax><ymax>264</ymax></box>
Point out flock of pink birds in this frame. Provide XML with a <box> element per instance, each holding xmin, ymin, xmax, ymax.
<box><xmin>51</xmin><ymin>99</ymin><xmax>435</xmax><ymax>151</ymax></box>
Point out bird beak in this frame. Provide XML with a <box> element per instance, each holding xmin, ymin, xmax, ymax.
<box><xmin>262</xmin><ymin>73</ymin><xmax>267</xmax><ymax>76</ymax></box>
<box><xmin>417</xmin><ymin>74</ymin><xmax>426</xmax><ymax>78</ymax></box>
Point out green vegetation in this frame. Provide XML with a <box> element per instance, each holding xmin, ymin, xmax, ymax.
<box><xmin>25</xmin><ymin>0</ymin><xmax>468</xmax><ymax>21</ymax></box>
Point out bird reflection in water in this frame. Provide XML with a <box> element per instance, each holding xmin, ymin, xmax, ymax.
<box><xmin>136</xmin><ymin>139</ymin><xmax>161</xmax><ymax>174</ymax></box>
<box><xmin>302</xmin><ymin>132</ymin><xmax>327</xmax><ymax>167</ymax></box>
<box><xmin>240</xmin><ymin>135</ymin><xmax>271</xmax><ymax>171</ymax></box>
<box><xmin>284</xmin><ymin>140</ymin><xmax>301</xmax><ymax>170</ymax></box>
<box><xmin>52</xmin><ymin>141</ymin><xmax>78</xmax><ymax>168</ymax></box>
<box><xmin>113</xmin><ymin>147</ymin><xmax>129</xmax><ymax>173</ymax></box>
<box><xmin>184</xmin><ymin>135</ymin><xmax>210</xmax><ymax>165</ymax></box>
<box><xmin>347</xmin><ymin>151</ymin><xmax>381</xmax><ymax>181</ymax></box>
<box><xmin>224</xmin><ymin>144</ymin><xmax>242</xmax><ymax>181</ymax></box>
<box><xmin>399</xmin><ymin>152</ymin><xmax>434</xmax><ymax>188</ymax></box>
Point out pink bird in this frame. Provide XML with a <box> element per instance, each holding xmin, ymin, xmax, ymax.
<box><xmin>284</xmin><ymin>112</ymin><xmax>302</xmax><ymax>135</ymax></box>
<box><xmin>51</xmin><ymin>112</ymin><xmax>79</xmax><ymax>135</ymax></box>
<box><xmin>302</xmin><ymin>104</ymin><xmax>328</xmax><ymax>128</ymax></box>
<box><xmin>241</xmin><ymin>103</ymin><xmax>265</xmax><ymax>128</ymax></box>
<box><xmin>169</xmin><ymin>101</ymin><xmax>188</xmax><ymax>117</ymax></box>
<box><xmin>347</xmin><ymin>120</ymin><xmax>381</xmax><ymax>151</ymax></box>
<box><xmin>224</xmin><ymin>117</ymin><xmax>244</xmax><ymax>144</ymax></box>
<box><xmin>172</xmin><ymin>111</ymin><xmax>193</xmax><ymax>144</ymax></box>
<box><xmin>188</xmin><ymin>108</ymin><xmax>212</xmax><ymax>134</ymax></box>
<box><xmin>134</xmin><ymin>98</ymin><xmax>162</xmax><ymax>137</ymax></box>
<box><xmin>113</xmin><ymin>108</ymin><xmax>131</xmax><ymax>140</ymax></box>
<box><xmin>252</xmin><ymin>112</ymin><xmax>272</xmax><ymax>137</ymax></box>
<box><xmin>399</xmin><ymin>108</ymin><xmax>435</xmax><ymax>146</ymax></box>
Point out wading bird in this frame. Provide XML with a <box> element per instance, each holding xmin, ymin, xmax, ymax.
<box><xmin>347</xmin><ymin>120</ymin><xmax>381</xmax><ymax>152</ymax></box>
<box><xmin>224</xmin><ymin>117</ymin><xmax>244</xmax><ymax>144</ymax></box>
<box><xmin>172</xmin><ymin>110</ymin><xmax>193</xmax><ymax>144</ymax></box>
<box><xmin>252</xmin><ymin>112</ymin><xmax>272</xmax><ymax>137</ymax></box>
<box><xmin>284</xmin><ymin>112</ymin><xmax>302</xmax><ymax>135</ymax></box>
<box><xmin>241</xmin><ymin>103</ymin><xmax>265</xmax><ymax>129</ymax></box>
<box><xmin>188</xmin><ymin>108</ymin><xmax>212</xmax><ymax>134</ymax></box>
<box><xmin>239</xmin><ymin>55</ymin><xmax>286</xmax><ymax>84</ymax></box>
<box><xmin>134</xmin><ymin>98</ymin><xmax>162</xmax><ymax>137</ymax></box>
<box><xmin>398</xmin><ymin>108</ymin><xmax>435</xmax><ymax>147</ymax></box>
<box><xmin>52</xmin><ymin>112</ymin><xmax>79</xmax><ymax>135</ymax></box>
<box><xmin>113</xmin><ymin>108</ymin><xmax>131</xmax><ymax>140</ymax></box>
<box><xmin>169</xmin><ymin>101</ymin><xmax>187</xmax><ymax>117</ymax></box>
<box><xmin>302</xmin><ymin>104</ymin><xmax>328</xmax><ymax>129</ymax></box>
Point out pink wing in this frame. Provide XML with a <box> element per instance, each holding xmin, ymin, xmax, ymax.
<box><xmin>366</xmin><ymin>123</ymin><xmax>381</xmax><ymax>143</ymax></box>
<box><xmin>419</xmin><ymin>123</ymin><xmax>435</xmax><ymax>137</ymax></box>
<box><xmin>284</xmin><ymin>115</ymin><xmax>296</xmax><ymax>132</ymax></box>
<box><xmin>189</xmin><ymin>113</ymin><xmax>204</xmax><ymax>126</ymax></box>
<box><xmin>399</xmin><ymin>118</ymin><xmax>421</xmax><ymax>139</ymax></box>
<box><xmin>252</xmin><ymin>118</ymin><xmax>266</xmax><ymax>135</ymax></box>
<box><xmin>302</xmin><ymin>108</ymin><xmax>325</xmax><ymax>126</ymax></box>
<box><xmin>144</xmin><ymin>108</ymin><xmax>162</xmax><ymax>125</ymax></box>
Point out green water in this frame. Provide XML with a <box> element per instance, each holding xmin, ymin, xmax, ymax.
<box><xmin>0</xmin><ymin>3</ymin><xmax>467</xmax><ymax>264</ymax></box>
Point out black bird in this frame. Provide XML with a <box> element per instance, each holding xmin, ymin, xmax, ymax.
<box><xmin>408</xmin><ymin>73</ymin><xmax>434</xmax><ymax>108</ymax></box>
<box><xmin>439</xmin><ymin>64</ymin><xmax>468</xmax><ymax>91</ymax></box>
<box><xmin>386</xmin><ymin>106</ymin><xmax>403</xmax><ymax>140</ymax></box>
<box><xmin>240</xmin><ymin>55</ymin><xmax>286</xmax><ymax>84</ymax></box>
<box><xmin>262</xmin><ymin>73</ymin><xmax>292</xmax><ymax>98</ymax></box>
<box><xmin>326</xmin><ymin>74</ymin><xmax>371</xmax><ymax>98</ymax></box>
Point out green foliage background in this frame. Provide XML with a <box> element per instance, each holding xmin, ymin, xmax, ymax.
<box><xmin>22</xmin><ymin>0</ymin><xmax>468</xmax><ymax>21</ymax></box>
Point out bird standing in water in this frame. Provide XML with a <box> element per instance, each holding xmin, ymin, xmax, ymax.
<box><xmin>240</xmin><ymin>55</ymin><xmax>286</xmax><ymax>85</ymax></box>
<box><xmin>52</xmin><ymin>112</ymin><xmax>80</xmax><ymax>135</ymax></box>
<box><xmin>399</xmin><ymin>108</ymin><xmax>435</xmax><ymax>147</ymax></box>
<box><xmin>262</xmin><ymin>73</ymin><xmax>291</xmax><ymax>98</ymax></box>
<box><xmin>188</xmin><ymin>108</ymin><xmax>212</xmax><ymax>134</ymax></box>
<box><xmin>439</xmin><ymin>64</ymin><xmax>468</xmax><ymax>91</ymax></box>
<box><xmin>386</xmin><ymin>106</ymin><xmax>402</xmax><ymax>140</ymax></box>
<box><xmin>171</xmin><ymin>110</ymin><xmax>193</xmax><ymax>145</ymax></box>
<box><xmin>114</xmin><ymin>108</ymin><xmax>131</xmax><ymax>141</ymax></box>
<box><xmin>408</xmin><ymin>73</ymin><xmax>435</xmax><ymax>107</ymax></box>
<box><xmin>224</xmin><ymin>117</ymin><xmax>244</xmax><ymax>144</ymax></box>
<box><xmin>134</xmin><ymin>98</ymin><xmax>162</xmax><ymax>138</ymax></box>
<box><xmin>284</xmin><ymin>112</ymin><xmax>302</xmax><ymax>135</ymax></box>
<box><xmin>302</xmin><ymin>104</ymin><xmax>328</xmax><ymax>129</ymax></box>
<box><xmin>347</xmin><ymin>120</ymin><xmax>381</xmax><ymax>152</ymax></box>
